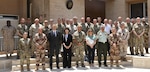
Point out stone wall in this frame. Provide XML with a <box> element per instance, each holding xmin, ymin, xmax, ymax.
<box><xmin>49</xmin><ymin>0</ymin><xmax>85</xmax><ymax>23</ymax></box>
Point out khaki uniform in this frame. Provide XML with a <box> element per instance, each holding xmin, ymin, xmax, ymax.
<box><xmin>1</xmin><ymin>25</ymin><xmax>16</xmax><ymax>56</ymax></box>
<box><xmin>29</xmin><ymin>24</ymin><xmax>43</xmax><ymax>57</ymax></box>
<box><xmin>17</xmin><ymin>24</ymin><xmax>28</xmax><ymax>38</ymax></box>
<box><xmin>118</xmin><ymin>28</ymin><xmax>129</xmax><ymax>60</ymax></box>
<box><xmin>108</xmin><ymin>33</ymin><xmax>120</xmax><ymax>67</ymax></box>
<box><xmin>33</xmin><ymin>33</ymin><xmax>47</xmax><ymax>70</ymax></box>
<box><xmin>133</xmin><ymin>23</ymin><xmax>145</xmax><ymax>55</ymax></box>
<box><xmin>73</xmin><ymin>31</ymin><xmax>85</xmax><ymax>65</ymax></box>
<box><xmin>126</xmin><ymin>23</ymin><xmax>135</xmax><ymax>55</ymax></box>
<box><xmin>143</xmin><ymin>22</ymin><xmax>149</xmax><ymax>53</ymax></box>
<box><xmin>18</xmin><ymin>38</ymin><xmax>31</xmax><ymax>71</ymax></box>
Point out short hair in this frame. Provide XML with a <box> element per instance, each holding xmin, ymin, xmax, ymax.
<box><xmin>64</xmin><ymin>28</ymin><xmax>70</xmax><ymax>32</ymax></box>
<box><xmin>23</xmin><ymin>32</ymin><xmax>28</xmax><ymax>35</ymax></box>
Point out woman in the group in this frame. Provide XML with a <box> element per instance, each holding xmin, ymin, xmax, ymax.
<box><xmin>62</xmin><ymin>28</ymin><xmax>73</xmax><ymax>68</ymax></box>
<box><xmin>85</xmin><ymin>28</ymin><xmax>97</xmax><ymax>67</ymax></box>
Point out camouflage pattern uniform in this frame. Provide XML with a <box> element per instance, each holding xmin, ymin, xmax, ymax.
<box><xmin>73</xmin><ymin>30</ymin><xmax>85</xmax><ymax>67</ymax></box>
<box><xmin>133</xmin><ymin>23</ymin><xmax>145</xmax><ymax>55</ymax></box>
<box><xmin>126</xmin><ymin>22</ymin><xmax>135</xmax><ymax>55</ymax></box>
<box><xmin>1</xmin><ymin>25</ymin><xmax>16</xmax><ymax>57</ymax></box>
<box><xmin>29</xmin><ymin>23</ymin><xmax>43</xmax><ymax>57</ymax></box>
<box><xmin>18</xmin><ymin>38</ymin><xmax>31</xmax><ymax>71</ymax></box>
<box><xmin>33</xmin><ymin>33</ymin><xmax>47</xmax><ymax>70</ymax></box>
<box><xmin>17</xmin><ymin>24</ymin><xmax>28</xmax><ymax>58</ymax></box>
<box><xmin>143</xmin><ymin>22</ymin><xmax>149</xmax><ymax>53</ymax></box>
<box><xmin>118</xmin><ymin>28</ymin><xmax>129</xmax><ymax>61</ymax></box>
<box><xmin>108</xmin><ymin>33</ymin><xmax>121</xmax><ymax>67</ymax></box>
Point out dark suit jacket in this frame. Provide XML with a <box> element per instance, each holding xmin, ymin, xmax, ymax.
<box><xmin>62</xmin><ymin>34</ymin><xmax>72</xmax><ymax>47</ymax></box>
<box><xmin>48</xmin><ymin>30</ymin><xmax>62</xmax><ymax>54</ymax></box>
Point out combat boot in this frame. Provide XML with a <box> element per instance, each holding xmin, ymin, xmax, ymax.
<box><xmin>35</xmin><ymin>64</ymin><xmax>39</xmax><ymax>71</ymax></box>
<box><xmin>27</xmin><ymin>64</ymin><xmax>30</xmax><ymax>71</ymax></box>
<box><xmin>42</xmin><ymin>64</ymin><xmax>45</xmax><ymax>70</ymax></box>
<box><xmin>20</xmin><ymin>65</ymin><xmax>24</xmax><ymax>72</ymax></box>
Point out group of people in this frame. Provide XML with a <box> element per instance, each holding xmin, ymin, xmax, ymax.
<box><xmin>1</xmin><ymin>16</ymin><xmax>149</xmax><ymax>71</ymax></box>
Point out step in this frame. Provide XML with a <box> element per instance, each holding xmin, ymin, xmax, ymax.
<box><xmin>133</xmin><ymin>56</ymin><xmax>150</xmax><ymax>68</ymax></box>
<box><xmin>12</xmin><ymin>60</ymin><xmax>132</xmax><ymax>71</ymax></box>
<box><xmin>12</xmin><ymin>56</ymin><xmax>132</xmax><ymax>65</ymax></box>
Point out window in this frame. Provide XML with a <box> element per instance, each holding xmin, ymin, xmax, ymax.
<box><xmin>130</xmin><ymin>2</ymin><xmax>147</xmax><ymax>18</ymax></box>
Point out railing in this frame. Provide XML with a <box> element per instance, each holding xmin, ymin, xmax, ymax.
<box><xmin>0</xmin><ymin>36</ymin><xmax>19</xmax><ymax>52</ymax></box>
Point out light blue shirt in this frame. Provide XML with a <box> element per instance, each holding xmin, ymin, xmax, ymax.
<box><xmin>104</xmin><ymin>24</ymin><xmax>111</xmax><ymax>34</ymax></box>
<box><xmin>97</xmin><ymin>30</ymin><xmax>108</xmax><ymax>43</ymax></box>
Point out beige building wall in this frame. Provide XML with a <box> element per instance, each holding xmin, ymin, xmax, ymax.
<box><xmin>49</xmin><ymin>0</ymin><xmax>85</xmax><ymax>23</ymax></box>
<box><xmin>105</xmin><ymin>0</ymin><xmax>128</xmax><ymax>21</ymax></box>
<box><xmin>0</xmin><ymin>0</ymin><xmax>27</xmax><ymax>18</ymax></box>
<box><xmin>105</xmin><ymin>0</ymin><xmax>129</xmax><ymax>20</ymax></box>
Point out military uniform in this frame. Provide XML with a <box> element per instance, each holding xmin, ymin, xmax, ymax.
<box><xmin>57</xmin><ymin>24</ymin><xmax>65</xmax><ymax>34</ymax></box>
<box><xmin>126</xmin><ymin>22</ymin><xmax>135</xmax><ymax>55</ymax></box>
<box><xmin>108</xmin><ymin>33</ymin><xmax>120</xmax><ymax>67</ymax></box>
<box><xmin>118</xmin><ymin>28</ymin><xmax>129</xmax><ymax>61</ymax></box>
<box><xmin>17</xmin><ymin>24</ymin><xmax>28</xmax><ymax>58</ymax></box>
<box><xmin>29</xmin><ymin>23</ymin><xmax>43</xmax><ymax>57</ymax></box>
<box><xmin>73</xmin><ymin>30</ymin><xmax>85</xmax><ymax>67</ymax></box>
<box><xmin>1</xmin><ymin>25</ymin><xmax>16</xmax><ymax>58</ymax></box>
<box><xmin>33</xmin><ymin>33</ymin><xmax>47</xmax><ymax>70</ymax></box>
<box><xmin>18</xmin><ymin>38</ymin><xmax>31</xmax><ymax>71</ymax></box>
<box><xmin>143</xmin><ymin>22</ymin><xmax>149</xmax><ymax>53</ymax></box>
<box><xmin>133</xmin><ymin>23</ymin><xmax>145</xmax><ymax>55</ymax></box>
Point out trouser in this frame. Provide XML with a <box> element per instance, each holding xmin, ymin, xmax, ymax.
<box><xmin>110</xmin><ymin>46</ymin><xmax>120</xmax><ymax>66</ymax></box>
<box><xmin>63</xmin><ymin>48</ymin><xmax>72</xmax><ymax>68</ymax></box>
<box><xmin>49</xmin><ymin>48</ymin><xmax>60</xmax><ymax>68</ymax></box>
<box><xmin>75</xmin><ymin>45</ymin><xmax>84</xmax><ymax>64</ymax></box>
<box><xmin>119</xmin><ymin>43</ymin><xmax>128</xmax><ymax>57</ymax></box>
<box><xmin>130</xmin><ymin>47</ymin><xmax>134</xmax><ymax>55</ymax></box>
<box><xmin>97</xmin><ymin>42</ymin><xmax>108</xmax><ymax>65</ymax></box>
<box><xmin>36</xmin><ymin>49</ymin><xmax>45</xmax><ymax>68</ymax></box>
<box><xmin>87</xmin><ymin>45</ymin><xmax>95</xmax><ymax>64</ymax></box>
<box><xmin>20</xmin><ymin>52</ymin><xmax>30</xmax><ymax>71</ymax></box>
<box><xmin>135</xmin><ymin>37</ymin><xmax>144</xmax><ymax>55</ymax></box>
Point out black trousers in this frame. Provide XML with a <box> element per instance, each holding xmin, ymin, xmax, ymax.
<box><xmin>87</xmin><ymin>45</ymin><xmax>95</xmax><ymax>64</ymax></box>
<box><xmin>97</xmin><ymin>42</ymin><xmax>108</xmax><ymax>65</ymax></box>
<box><xmin>49</xmin><ymin>47</ymin><xmax>60</xmax><ymax>68</ymax></box>
<box><xmin>63</xmin><ymin>47</ymin><xmax>72</xmax><ymax>68</ymax></box>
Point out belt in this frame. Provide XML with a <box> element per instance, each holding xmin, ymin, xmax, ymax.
<box><xmin>98</xmin><ymin>42</ymin><xmax>106</xmax><ymax>44</ymax></box>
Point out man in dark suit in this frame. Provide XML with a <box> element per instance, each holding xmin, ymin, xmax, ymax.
<box><xmin>48</xmin><ymin>24</ymin><xmax>62</xmax><ymax>70</ymax></box>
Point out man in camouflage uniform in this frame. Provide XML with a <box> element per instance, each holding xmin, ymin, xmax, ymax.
<box><xmin>29</xmin><ymin>18</ymin><xmax>43</xmax><ymax>57</ymax></box>
<box><xmin>33</xmin><ymin>27</ymin><xmax>47</xmax><ymax>71</ymax></box>
<box><xmin>56</xmin><ymin>18</ymin><xmax>65</xmax><ymax>34</ymax></box>
<box><xmin>108</xmin><ymin>27</ymin><xmax>121</xmax><ymax>67</ymax></box>
<box><xmin>118</xmin><ymin>22</ymin><xmax>129</xmax><ymax>61</ymax></box>
<box><xmin>18</xmin><ymin>32</ymin><xmax>31</xmax><ymax>72</ymax></box>
<box><xmin>1</xmin><ymin>20</ymin><xmax>16</xmax><ymax>58</ymax></box>
<box><xmin>142</xmin><ymin>18</ymin><xmax>149</xmax><ymax>54</ymax></box>
<box><xmin>126</xmin><ymin>17</ymin><xmax>134</xmax><ymax>55</ymax></box>
<box><xmin>133</xmin><ymin>17</ymin><xmax>145</xmax><ymax>56</ymax></box>
<box><xmin>17</xmin><ymin>18</ymin><xmax>28</xmax><ymax>59</ymax></box>
<box><xmin>73</xmin><ymin>24</ymin><xmax>86</xmax><ymax>67</ymax></box>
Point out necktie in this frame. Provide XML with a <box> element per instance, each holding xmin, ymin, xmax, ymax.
<box><xmin>54</xmin><ymin>31</ymin><xmax>57</xmax><ymax>37</ymax></box>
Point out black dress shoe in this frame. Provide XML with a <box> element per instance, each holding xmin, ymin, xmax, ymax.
<box><xmin>50</xmin><ymin>67</ymin><xmax>52</xmax><ymax>70</ymax></box>
<box><xmin>141</xmin><ymin>54</ymin><xmax>144</xmax><ymax>56</ymax></box>
<box><xmin>104</xmin><ymin>64</ymin><xmax>108</xmax><ymax>67</ymax></box>
<box><xmin>76</xmin><ymin>64</ymin><xmax>79</xmax><ymax>68</ymax></box>
<box><xmin>57</xmin><ymin>66</ymin><xmax>60</xmax><ymax>69</ymax></box>
<box><xmin>99</xmin><ymin>64</ymin><xmax>101</xmax><ymax>67</ymax></box>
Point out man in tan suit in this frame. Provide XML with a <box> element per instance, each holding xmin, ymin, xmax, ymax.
<box><xmin>1</xmin><ymin>20</ymin><xmax>16</xmax><ymax>58</ymax></box>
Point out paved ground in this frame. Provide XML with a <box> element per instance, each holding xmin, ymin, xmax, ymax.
<box><xmin>0</xmin><ymin>48</ymin><xmax>150</xmax><ymax>72</ymax></box>
<box><xmin>11</xmin><ymin>66</ymin><xmax>150</xmax><ymax>72</ymax></box>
